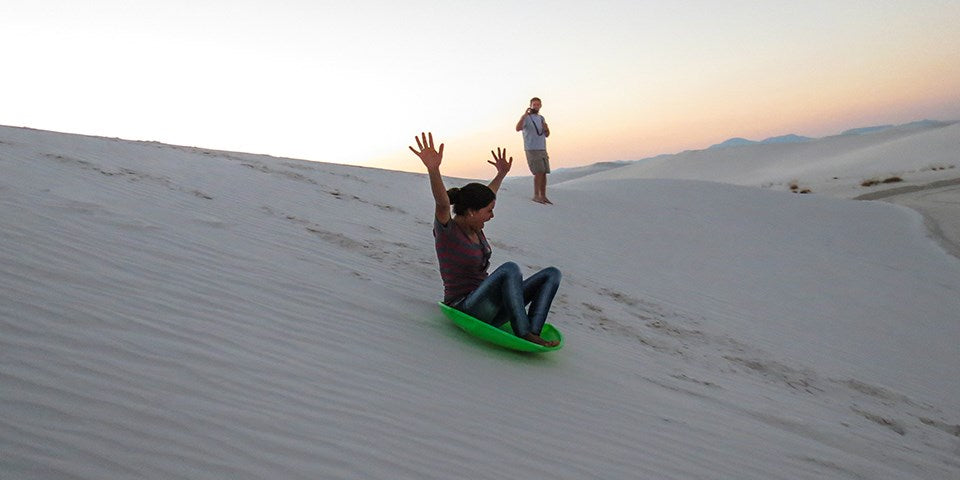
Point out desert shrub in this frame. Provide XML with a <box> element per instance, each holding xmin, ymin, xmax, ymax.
<box><xmin>882</xmin><ymin>176</ymin><xmax>903</xmax><ymax>184</ymax></box>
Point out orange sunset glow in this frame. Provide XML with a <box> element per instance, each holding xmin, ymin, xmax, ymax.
<box><xmin>4</xmin><ymin>1</ymin><xmax>959</xmax><ymax>179</ymax></box>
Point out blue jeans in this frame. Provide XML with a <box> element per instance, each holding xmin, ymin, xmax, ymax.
<box><xmin>455</xmin><ymin>262</ymin><xmax>561</xmax><ymax>337</ymax></box>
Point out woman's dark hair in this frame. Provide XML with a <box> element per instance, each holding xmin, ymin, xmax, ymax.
<box><xmin>447</xmin><ymin>182</ymin><xmax>495</xmax><ymax>216</ymax></box>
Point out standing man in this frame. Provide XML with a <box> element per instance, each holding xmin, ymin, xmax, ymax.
<box><xmin>516</xmin><ymin>97</ymin><xmax>552</xmax><ymax>204</ymax></box>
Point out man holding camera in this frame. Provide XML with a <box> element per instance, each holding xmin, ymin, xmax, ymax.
<box><xmin>515</xmin><ymin>97</ymin><xmax>552</xmax><ymax>204</ymax></box>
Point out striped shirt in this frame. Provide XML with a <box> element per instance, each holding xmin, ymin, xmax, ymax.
<box><xmin>434</xmin><ymin>218</ymin><xmax>491</xmax><ymax>304</ymax></box>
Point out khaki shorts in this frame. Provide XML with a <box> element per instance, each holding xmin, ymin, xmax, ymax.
<box><xmin>525</xmin><ymin>150</ymin><xmax>550</xmax><ymax>174</ymax></box>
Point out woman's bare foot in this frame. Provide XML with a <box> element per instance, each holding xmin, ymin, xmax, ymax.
<box><xmin>532</xmin><ymin>197</ymin><xmax>547</xmax><ymax>204</ymax></box>
<box><xmin>522</xmin><ymin>333</ymin><xmax>560</xmax><ymax>347</ymax></box>
<box><xmin>542</xmin><ymin>197</ymin><xmax>553</xmax><ymax>204</ymax></box>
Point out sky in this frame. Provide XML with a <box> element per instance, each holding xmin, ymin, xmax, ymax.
<box><xmin>3</xmin><ymin>0</ymin><xmax>960</xmax><ymax>179</ymax></box>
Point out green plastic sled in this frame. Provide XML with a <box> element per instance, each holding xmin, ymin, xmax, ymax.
<box><xmin>438</xmin><ymin>302</ymin><xmax>563</xmax><ymax>352</ymax></box>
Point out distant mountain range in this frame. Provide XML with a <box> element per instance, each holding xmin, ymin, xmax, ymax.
<box><xmin>709</xmin><ymin>134</ymin><xmax>813</xmax><ymax>149</ymax></box>
<box><xmin>707</xmin><ymin>119</ymin><xmax>953</xmax><ymax>150</ymax></box>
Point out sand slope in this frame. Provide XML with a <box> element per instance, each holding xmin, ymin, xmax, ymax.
<box><xmin>2</xmin><ymin>126</ymin><xmax>959</xmax><ymax>479</ymax></box>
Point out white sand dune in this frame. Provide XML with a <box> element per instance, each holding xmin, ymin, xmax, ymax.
<box><xmin>566</xmin><ymin>121</ymin><xmax>960</xmax><ymax>197</ymax></box>
<box><xmin>550</xmin><ymin>120</ymin><xmax>960</xmax><ymax>260</ymax></box>
<box><xmin>2</xmin><ymin>125</ymin><xmax>959</xmax><ymax>479</ymax></box>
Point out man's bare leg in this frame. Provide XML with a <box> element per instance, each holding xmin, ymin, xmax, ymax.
<box><xmin>532</xmin><ymin>174</ymin><xmax>544</xmax><ymax>203</ymax></box>
<box><xmin>540</xmin><ymin>173</ymin><xmax>551</xmax><ymax>204</ymax></box>
<box><xmin>532</xmin><ymin>173</ymin><xmax>551</xmax><ymax>204</ymax></box>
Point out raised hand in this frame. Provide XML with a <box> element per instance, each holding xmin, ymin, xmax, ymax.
<box><xmin>408</xmin><ymin>132</ymin><xmax>444</xmax><ymax>171</ymax></box>
<box><xmin>488</xmin><ymin>147</ymin><xmax>513</xmax><ymax>177</ymax></box>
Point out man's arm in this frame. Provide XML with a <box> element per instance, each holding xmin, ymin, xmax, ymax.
<box><xmin>515</xmin><ymin>112</ymin><xmax>528</xmax><ymax>132</ymax></box>
<box><xmin>542</xmin><ymin>117</ymin><xmax>550</xmax><ymax>137</ymax></box>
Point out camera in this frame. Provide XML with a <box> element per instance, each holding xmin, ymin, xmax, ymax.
<box><xmin>527</xmin><ymin>107</ymin><xmax>539</xmax><ymax>115</ymax></box>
